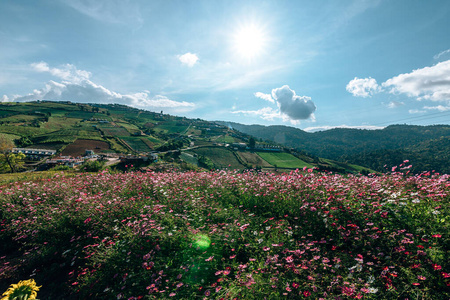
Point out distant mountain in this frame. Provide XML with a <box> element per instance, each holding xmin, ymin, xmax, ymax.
<box><xmin>216</xmin><ymin>122</ymin><xmax>450</xmax><ymax>174</ymax></box>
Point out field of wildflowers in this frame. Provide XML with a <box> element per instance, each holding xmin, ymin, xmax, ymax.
<box><xmin>0</xmin><ymin>167</ymin><xmax>448</xmax><ymax>299</ymax></box>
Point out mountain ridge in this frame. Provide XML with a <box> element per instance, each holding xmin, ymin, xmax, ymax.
<box><xmin>216</xmin><ymin>121</ymin><xmax>450</xmax><ymax>174</ymax></box>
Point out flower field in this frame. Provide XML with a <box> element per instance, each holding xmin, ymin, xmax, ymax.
<box><xmin>0</xmin><ymin>168</ymin><xmax>449</xmax><ymax>299</ymax></box>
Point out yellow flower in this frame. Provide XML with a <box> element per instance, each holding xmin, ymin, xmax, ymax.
<box><xmin>1</xmin><ymin>279</ymin><xmax>41</xmax><ymax>300</ymax></box>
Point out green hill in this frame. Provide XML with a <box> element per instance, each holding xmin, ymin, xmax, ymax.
<box><xmin>0</xmin><ymin>101</ymin><xmax>371</xmax><ymax>174</ymax></box>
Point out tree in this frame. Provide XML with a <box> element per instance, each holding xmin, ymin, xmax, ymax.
<box><xmin>0</xmin><ymin>134</ymin><xmax>25</xmax><ymax>173</ymax></box>
<box><xmin>248</xmin><ymin>137</ymin><xmax>256</xmax><ymax>149</ymax></box>
<box><xmin>81</xmin><ymin>160</ymin><xmax>105</xmax><ymax>172</ymax></box>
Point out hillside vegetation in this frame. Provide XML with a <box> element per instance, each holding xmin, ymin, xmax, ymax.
<box><xmin>0</xmin><ymin>101</ymin><xmax>369</xmax><ymax>174</ymax></box>
<box><xmin>219</xmin><ymin>122</ymin><xmax>450</xmax><ymax>174</ymax></box>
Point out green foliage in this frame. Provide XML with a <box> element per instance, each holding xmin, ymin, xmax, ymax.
<box><xmin>50</xmin><ymin>165</ymin><xmax>72</xmax><ymax>171</ymax></box>
<box><xmin>80</xmin><ymin>160</ymin><xmax>105</xmax><ymax>172</ymax></box>
<box><xmin>0</xmin><ymin>134</ymin><xmax>25</xmax><ymax>173</ymax></box>
<box><xmin>16</xmin><ymin>137</ymin><xmax>32</xmax><ymax>147</ymax></box>
<box><xmin>156</xmin><ymin>140</ymin><xmax>183</xmax><ymax>152</ymax></box>
<box><xmin>197</xmin><ymin>154</ymin><xmax>214</xmax><ymax>170</ymax></box>
<box><xmin>248</xmin><ymin>137</ymin><xmax>256</xmax><ymax>149</ymax></box>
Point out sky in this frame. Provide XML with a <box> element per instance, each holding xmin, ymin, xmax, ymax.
<box><xmin>1</xmin><ymin>0</ymin><xmax>450</xmax><ymax>131</ymax></box>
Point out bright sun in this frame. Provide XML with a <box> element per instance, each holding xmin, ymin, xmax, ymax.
<box><xmin>233</xmin><ymin>24</ymin><xmax>266</xmax><ymax>59</ymax></box>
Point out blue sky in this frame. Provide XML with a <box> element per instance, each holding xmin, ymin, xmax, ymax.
<box><xmin>1</xmin><ymin>0</ymin><xmax>449</xmax><ymax>131</ymax></box>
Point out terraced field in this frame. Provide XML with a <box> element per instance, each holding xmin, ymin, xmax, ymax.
<box><xmin>61</xmin><ymin>139</ymin><xmax>111</xmax><ymax>156</ymax></box>
<box><xmin>237</xmin><ymin>151</ymin><xmax>273</xmax><ymax>168</ymax></box>
<box><xmin>256</xmin><ymin>152</ymin><xmax>314</xmax><ymax>169</ymax></box>
<box><xmin>188</xmin><ymin>147</ymin><xmax>245</xmax><ymax>169</ymax></box>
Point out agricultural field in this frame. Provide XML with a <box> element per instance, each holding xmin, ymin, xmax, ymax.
<box><xmin>121</xmin><ymin>137</ymin><xmax>153</xmax><ymax>153</ymax></box>
<box><xmin>237</xmin><ymin>151</ymin><xmax>273</xmax><ymax>168</ymax></box>
<box><xmin>61</xmin><ymin>139</ymin><xmax>111</xmax><ymax>156</ymax></box>
<box><xmin>32</xmin><ymin>128</ymin><xmax>102</xmax><ymax>145</ymax></box>
<box><xmin>257</xmin><ymin>152</ymin><xmax>314</xmax><ymax>169</ymax></box>
<box><xmin>40</xmin><ymin>116</ymin><xmax>81</xmax><ymax>131</ymax></box>
<box><xmin>155</xmin><ymin>121</ymin><xmax>189</xmax><ymax>134</ymax></box>
<box><xmin>0</xmin><ymin>169</ymin><xmax>448</xmax><ymax>299</ymax></box>
<box><xmin>97</xmin><ymin>125</ymin><xmax>130</xmax><ymax>137</ymax></box>
<box><xmin>0</xmin><ymin>125</ymin><xmax>51</xmax><ymax>137</ymax></box>
<box><xmin>213</xmin><ymin>135</ymin><xmax>236</xmax><ymax>144</ymax></box>
<box><xmin>141</xmin><ymin>136</ymin><xmax>163</xmax><ymax>150</ymax></box>
<box><xmin>0</xmin><ymin>114</ymin><xmax>41</xmax><ymax>123</ymax></box>
<box><xmin>188</xmin><ymin>147</ymin><xmax>245</xmax><ymax>170</ymax></box>
<box><xmin>179</xmin><ymin>152</ymin><xmax>199</xmax><ymax>166</ymax></box>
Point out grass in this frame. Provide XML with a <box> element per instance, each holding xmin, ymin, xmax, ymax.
<box><xmin>0</xmin><ymin>114</ymin><xmax>41</xmax><ymax>123</ymax></box>
<box><xmin>213</xmin><ymin>135</ymin><xmax>235</xmax><ymax>143</ymax></box>
<box><xmin>40</xmin><ymin>116</ymin><xmax>82</xmax><ymax>131</ymax></box>
<box><xmin>256</xmin><ymin>152</ymin><xmax>314</xmax><ymax>169</ymax></box>
<box><xmin>0</xmin><ymin>170</ymin><xmax>75</xmax><ymax>186</ymax></box>
<box><xmin>0</xmin><ymin>126</ymin><xmax>51</xmax><ymax>137</ymax></box>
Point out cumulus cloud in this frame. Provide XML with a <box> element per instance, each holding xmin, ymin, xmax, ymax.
<box><xmin>382</xmin><ymin>60</ymin><xmax>450</xmax><ymax>102</ymax></box>
<box><xmin>254</xmin><ymin>92</ymin><xmax>274</xmax><ymax>103</ymax></box>
<box><xmin>5</xmin><ymin>62</ymin><xmax>195</xmax><ymax>113</ymax></box>
<box><xmin>178</xmin><ymin>52</ymin><xmax>199</xmax><ymax>67</ymax></box>
<box><xmin>234</xmin><ymin>85</ymin><xmax>316</xmax><ymax>124</ymax></box>
<box><xmin>271</xmin><ymin>85</ymin><xmax>316</xmax><ymax>120</ymax></box>
<box><xmin>346</xmin><ymin>77</ymin><xmax>381</xmax><ymax>97</ymax></box>
<box><xmin>31</xmin><ymin>61</ymin><xmax>91</xmax><ymax>83</ymax></box>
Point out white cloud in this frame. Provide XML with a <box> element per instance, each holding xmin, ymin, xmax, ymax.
<box><xmin>385</xmin><ymin>101</ymin><xmax>404</xmax><ymax>108</ymax></box>
<box><xmin>63</xmin><ymin>0</ymin><xmax>143</xmax><ymax>28</ymax></box>
<box><xmin>424</xmin><ymin>105</ymin><xmax>450</xmax><ymax>111</ymax></box>
<box><xmin>1</xmin><ymin>95</ymin><xmax>9</xmax><ymax>102</ymax></box>
<box><xmin>7</xmin><ymin>62</ymin><xmax>195</xmax><ymax>113</ymax></box>
<box><xmin>303</xmin><ymin>124</ymin><xmax>385</xmax><ymax>132</ymax></box>
<box><xmin>254</xmin><ymin>92</ymin><xmax>274</xmax><ymax>103</ymax></box>
<box><xmin>232</xmin><ymin>107</ymin><xmax>279</xmax><ymax>121</ymax></box>
<box><xmin>434</xmin><ymin>49</ymin><xmax>450</xmax><ymax>60</ymax></box>
<box><xmin>178</xmin><ymin>52</ymin><xmax>199</xmax><ymax>67</ymax></box>
<box><xmin>243</xmin><ymin>85</ymin><xmax>316</xmax><ymax>123</ymax></box>
<box><xmin>382</xmin><ymin>60</ymin><xmax>450</xmax><ymax>102</ymax></box>
<box><xmin>31</xmin><ymin>61</ymin><xmax>91</xmax><ymax>83</ymax></box>
<box><xmin>409</xmin><ymin>109</ymin><xmax>426</xmax><ymax>114</ymax></box>
<box><xmin>271</xmin><ymin>85</ymin><xmax>316</xmax><ymax>120</ymax></box>
<box><xmin>346</xmin><ymin>77</ymin><xmax>380</xmax><ymax>97</ymax></box>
